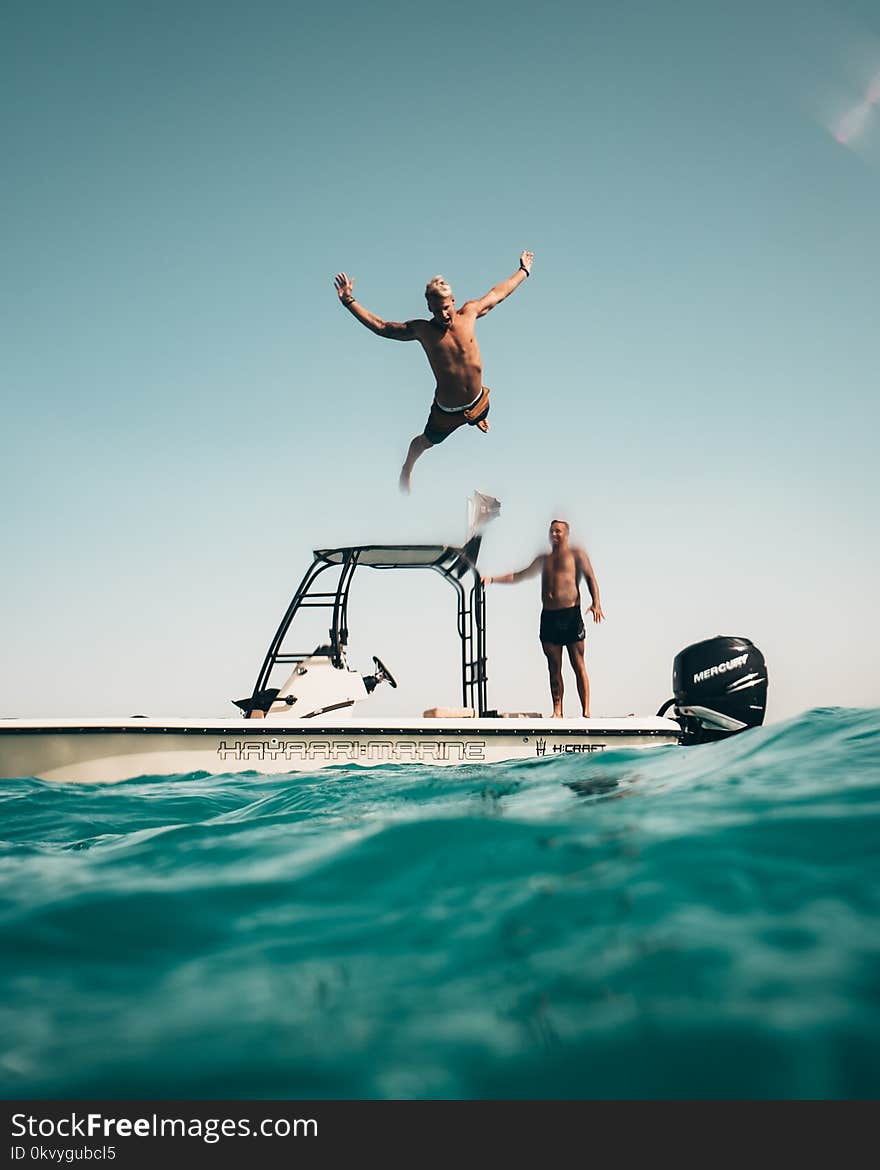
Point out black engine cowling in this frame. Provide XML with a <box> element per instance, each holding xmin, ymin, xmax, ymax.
<box><xmin>662</xmin><ymin>635</ymin><xmax>768</xmax><ymax>745</ymax></box>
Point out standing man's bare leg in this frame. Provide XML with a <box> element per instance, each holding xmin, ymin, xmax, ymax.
<box><xmin>399</xmin><ymin>434</ymin><xmax>434</xmax><ymax>494</ymax></box>
<box><xmin>542</xmin><ymin>642</ymin><xmax>565</xmax><ymax>717</ymax></box>
<box><xmin>567</xmin><ymin>641</ymin><xmax>591</xmax><ymax>717</ymax></box>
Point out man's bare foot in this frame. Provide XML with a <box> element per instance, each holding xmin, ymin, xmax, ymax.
<box><xmin>477</xmin><ymin>418</ymin><xmax>490</xmax><ymax>433</ymax></box>
<box><xmin>399</xmin><ymin>467</ymin><xmax>412</xmax><ymax>494</ymax></box>
<box><xmin>552</xmin><ymin>710</ymin><xmax>563</xmax><ymax>719</ymax></box>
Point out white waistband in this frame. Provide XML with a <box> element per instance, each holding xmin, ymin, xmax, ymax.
<box><xmin>434</xmin><ymin>390</ymin><xmax>483</xmax><ymax>414</ymax></box>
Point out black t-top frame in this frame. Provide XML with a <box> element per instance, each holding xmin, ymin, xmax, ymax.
<box><xmin>246</xmin><ymin>539</ymin><xmax>488</xmax><ymax>717</ymax></box>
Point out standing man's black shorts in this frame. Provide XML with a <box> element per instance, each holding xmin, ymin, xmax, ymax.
<box><xmin>539</xmin><ymin>605</ymin><xmax>586</xmax><ymax>646</ymax></box>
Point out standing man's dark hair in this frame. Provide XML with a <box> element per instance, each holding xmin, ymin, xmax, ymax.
<box><xmin>483</xmin><ymin>520</ymin><xmax>604</xmax><ymax>718</ymax></box>
<box><xmin>333</xmin><ymin>251</ymin><xmax>534</xmax><ymax>492</ymax></box>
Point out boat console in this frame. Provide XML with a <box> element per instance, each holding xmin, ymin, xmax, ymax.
<box><xmin>236</xmin><ymin>649</ymin><xmax>397</xmax><ymax>720</ymax></box>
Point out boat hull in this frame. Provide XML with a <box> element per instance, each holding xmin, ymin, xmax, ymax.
<box><xmin>0</xmin><ymin>716</ymin><xmax>682</xmax><ymax>784</ymax></box>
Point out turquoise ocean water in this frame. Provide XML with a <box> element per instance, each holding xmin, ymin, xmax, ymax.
<box><xmin>2</xmin><ymin>707</ymin><xmax>879</xmax><ymax>1100</ymax></box>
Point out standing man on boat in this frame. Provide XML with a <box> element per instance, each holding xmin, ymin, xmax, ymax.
<box><xmin>483</xmin><ymin>520</ymin><xmax>604</xmax><ymax>718</ymax></box>
<box><xmin>333</xmin><ymin>251</ymin><xmax>534</xmax><ymax>492</ymax></box>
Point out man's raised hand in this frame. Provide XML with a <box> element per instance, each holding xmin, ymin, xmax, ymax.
<box><xmin>519</xmin><ymin>251</ymin><xmax>534</xmax><ymax>276</ymax></box>
<box><xmin>334</xmin><ymin>272</ymin><xmax>355</xmax><ymax>304</ymax></box>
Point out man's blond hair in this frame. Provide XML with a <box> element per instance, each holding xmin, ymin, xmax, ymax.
<box><xmin>425</xmin><ymin>275</ymin><xmax>453</xmax><ymax>300</ymax></box>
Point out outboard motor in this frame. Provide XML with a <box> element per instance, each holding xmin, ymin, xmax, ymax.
<box><xmin>659</xmin><ymin>636</ymin><xmax>768</xmax><ymax>745</ymax></box>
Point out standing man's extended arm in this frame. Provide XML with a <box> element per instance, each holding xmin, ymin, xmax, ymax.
<box><xmin>468</xmin><ymin>251</ymin><xmax>535</xmax><ymax>318</ymax></box>
<box><xmin>333</xmin><ymin>272</ymin><xmax>419</xmax><ymax>340</ymax></box>
<box><xmin>576</xmin><ymin>549</ymin><xmax>605</xmax><ymax>623</ymax></box>
<box><xmin>482</xmin><ymin>554</ymin><xmax>543</xmax><ymax>586</ymax></box>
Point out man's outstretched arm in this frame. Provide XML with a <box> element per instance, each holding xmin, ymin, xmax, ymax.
<box><xmin>333</xmin><ymin>272</ymin><xmax>419</xmax><ymax>340</ymax></box>
<box><xmin>482</xmin><ymin>554</ymin><xmax>543</xmax><ymax>586</ymax></box>
<box><xmin>468</xmin><ymin>251</ymin><xmax>534</xmax><ymax>318</ymax></box>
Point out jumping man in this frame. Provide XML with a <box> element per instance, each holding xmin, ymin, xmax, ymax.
<box><xmin>333</xmin><ymin>251</ymin><xmax>534</xmax><ymax>492</ymax></box>
<box><xmin>483</xmin><ymin>520</ymin><xmax>604</xmax><ymax>718</ymax></box>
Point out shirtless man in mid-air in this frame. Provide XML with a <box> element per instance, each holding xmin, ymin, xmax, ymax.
<box><xmin>333</xmin><ymin>251</ymin><xmax>534</xmax><ymax>492</ymax></box>
<box><xmin>483</xmin><ymin>520</ymin><xmax>605</xmax><ymax>718</ymax></box>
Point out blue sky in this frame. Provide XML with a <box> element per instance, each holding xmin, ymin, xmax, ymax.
<box><xmin>2</xmin><ymin>0</ymin><xmax>878</xmax><ymax>722</ymax></box>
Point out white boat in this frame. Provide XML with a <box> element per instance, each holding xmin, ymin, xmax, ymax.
<box><xmin>0</xmin><ymin>542</ymin><xmax>768</xmax><ymax>784</ymax></box>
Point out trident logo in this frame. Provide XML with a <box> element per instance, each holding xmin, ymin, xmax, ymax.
<box><xmin>535</xmin><ymin>738</ymin><xmax>547</xmax><ymax>757</ymax></box>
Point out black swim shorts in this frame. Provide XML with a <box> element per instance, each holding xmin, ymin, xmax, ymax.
<box><xmin>539</xmin><ymin>605</ymin><xmax>586</xmax><ymax>646</ymax></box>
<box><xmin>423</xmin><ymin>386</ymin><xmax>491</xmax><ymax>444</ymax></box>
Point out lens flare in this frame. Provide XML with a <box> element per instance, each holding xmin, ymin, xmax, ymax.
<box><xmin>835</xmin><ymin>101</ymin><xmax>872</xmax><ymax>143</ymax></box>
<box><xmin>834</xmin><ymin>70</ymin><xmax>880</xmax><ymax>145</ymax></box>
